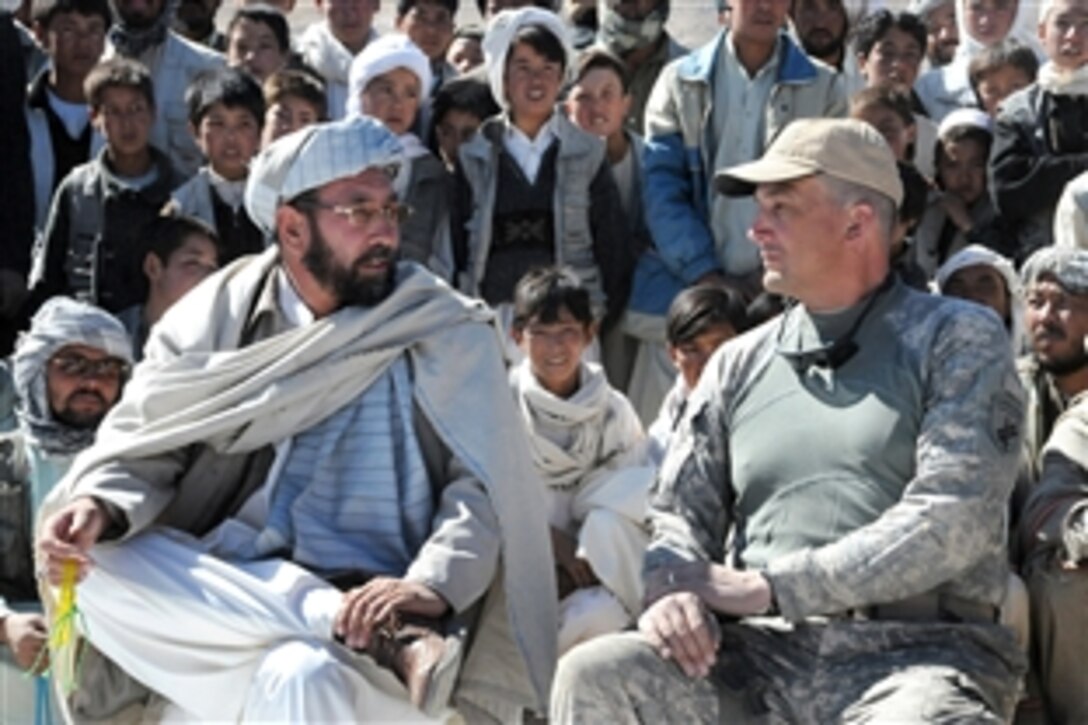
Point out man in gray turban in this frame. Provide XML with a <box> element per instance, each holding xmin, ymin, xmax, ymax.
<box><xmin>1015</xmin><ymin>247</ymin><xmax>1088</xmax><ymax>724</ymax></box>
<box><xmin>1</xmin><ymin>297</ymin><xmax>131</xmax><ymax>674</ymax></box>
<box><xmin>37</xmin><ymin>115</ymin><xmax>556</xmax><ymax>723</ymax></box>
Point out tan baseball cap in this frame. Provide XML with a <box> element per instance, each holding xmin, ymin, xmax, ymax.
<box><xmin>714</xmin><ymin>118</ymin><xmax>904</xmax><ymax>207</ymax></box>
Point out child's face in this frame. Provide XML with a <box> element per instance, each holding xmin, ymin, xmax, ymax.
<box><xmin>852</xmin><ymin>105</ymin><xmax>915</xmax><ymax>161</ymax></box>
<box><xmin>567</xmin><ymin>67</ymin><xmax>631</xmax><ymax>141</ymax></box>
<box><xmin>447</xmin><ymin>36</ymin><xmax>483</xmax><ymax>74</ymax></box>
<box><xmin>227</xmin><ymin>18</ymin><xmax>288</xmax><ymax>82</ymax></box>
<box><xmin>262</xmin><ymin>95</ymin><xmax>322</xmax><ymax>147</ymax></box>
<box><xmin>504</xmin><ymin>41</ymin><xmax>563</xmax><ymax>130</ymax></box>
<box><xmin>943</xmin><ymin>263</ymin><xmax>1011</xmax><ymax>324</ymax></box>
<box><xmin>362</xmin><ymin>68</ymin><xmax>422</xmax><ymax>136</ymax></box>
<box><xmin>147</xmin><ymin>233</ymin><xmax>220</xmax><ymax>309</ymax></box>
<box><xmin>668</xmin><ymin>322</ymin><xmax>736</xmax><ymax>390</ymax></box>
<box><xmin>515</xmin><ymin>307</ymin><xmax>593</xmax><ymax>398</ymax></box>
<box><xmin>318</xmin><ymin>0</ymin><xmax>379</xmax><ymax>51</ymax></box>
<box><xmin>858</xmin><ymin>27</ymin><xmax>924</xmax><ymax>93</ymax></box>
<box><xmin>194</xmin><ymin>102</ymin><xmax>261</xmax><ymax>180</ymax></box>
<box><xmin>434</xmin><ymin>108</ymin><xmax>482</xmax><ymax>168</ymax></box>
<box><xmin>1040</xmin><ymin>0</ymin><xmax>1088</xmax><ymax>73</ymax></box>
<box><xmin>938</xmin><ymin>137</ymin><xmax>987</xmax><ymax>207</ymax></box>
<box><xmin>397</xmin><ymin>0</ymin><xmax>454</xmax><ymax>61</ymax></box>
<box><xmin>964</xmin><ymin>0</ymin><xmax>1017</xmax><ymax>46</ymax></box>
<box><xmin>36</xmin><ymin>11</ymin><xmax>106</xmax><ymax>82</ymax></box>
<box><xmin>92</xmin><ymin>86</ymin><xmax>154</xmax><ymax>160</ymax></box>
<box><xmin>975</xmin><ymin>64</ymin><xmax>1032</xmax><ymax>116</ymax></box>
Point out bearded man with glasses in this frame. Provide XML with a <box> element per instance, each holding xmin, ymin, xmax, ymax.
<box><xmin>0</xmin><ymin>297</ymin><xmax>131</xmax><ymax>719</ymax></box>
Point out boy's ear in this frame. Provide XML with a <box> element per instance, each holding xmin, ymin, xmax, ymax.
<box><xmin>511</xmin><ymin>325</ymin><xmax>524</xmax><ymax>346</ymax></box>
<box><xmin>587</xmin><ymin>320</ymin><xmax>599</xmax><ymax>342</ymax></box>
<box><xmin>189</xmin><ymin>120</ymin><xmax>200</xmax><ymax>142</ymax></box>
<box><xmin>143</xmin><ymin>252</ymin><xmax>163</xmax><ymax>283</ymax></box>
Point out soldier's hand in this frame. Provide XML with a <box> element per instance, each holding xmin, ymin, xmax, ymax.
<box><xmin>335</xmin><ymin>577</ymin><xmax>449</xmax><ymax>650</ymax></box>
<box><xmin>638</xmin><ymin>591</ymin><xmax>720</xmax><ymax>679</ymax></box>
<box><xmin>0</xmin><ymin>613</ymin><xmax>49</xmax><ymax>672</ymax></box>
<box><xmin>38</xmin><ymin>496</ymin><xmax>110</xmax><ymax>584</ymax></box>
<box><xmin>645</xmin><ymin>562</ymin><xmax>772</xmax><ymax>617</ymax></box>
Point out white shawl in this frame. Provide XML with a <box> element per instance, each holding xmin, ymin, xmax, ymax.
<box><xmin>510</xmin><ymin>360</ymin><xmax>644</xmax><ymax>490</ymax></box>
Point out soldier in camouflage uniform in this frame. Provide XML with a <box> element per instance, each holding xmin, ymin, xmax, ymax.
<box><xmin>0</xmin><ymin>298</ymin><xmax>130</xmax><ymax>672</ymax></box>
<box><xmin>551</xmin><ymin>119</ymin><xmax>1027</xmax><ymax>723</ymax></box>
<box><xmin>1015</xmin><ymin>249</ymin><xmax>1088</xmax><ymax>724</ymax></box>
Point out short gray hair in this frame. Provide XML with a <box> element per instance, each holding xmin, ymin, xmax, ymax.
<box><xmin>819</xmin><ymin>174</ymin><xmax>898</xmax><ymax>244</ymax></box>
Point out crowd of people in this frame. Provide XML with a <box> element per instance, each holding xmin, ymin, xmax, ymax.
<box><xmin>0</xmin><ymin>0</ymin><xmax>1086</xmax><ymax>720</ymax></box>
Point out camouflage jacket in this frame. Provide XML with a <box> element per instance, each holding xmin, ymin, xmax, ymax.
<box><xmin>0</xmin><ymin>431</ymin><xmax>34</xmax><ymax>611</ymax></box>
<box><xmin>647</xmin><ymin>279</ymin><xmax>1025</xmax><ymax>620</ymax></box>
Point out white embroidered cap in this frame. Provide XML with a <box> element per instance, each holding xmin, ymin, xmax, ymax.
<box><xmin>345</xmin><ymin>33</ymin><xmax>433</xmax><ymax>119</ymax></box>
<box><xmin>244</xmin><ymin>115</ymin><xmax>404</xmax><ymax>237</ymax></box>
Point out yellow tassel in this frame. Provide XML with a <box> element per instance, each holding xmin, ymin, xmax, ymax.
<box><xmin>46</xmin><ymin>560</ymin><xmax>83</xmax><ymax>694</ymax></box>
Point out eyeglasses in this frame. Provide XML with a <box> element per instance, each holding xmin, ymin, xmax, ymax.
<box><xmin>49</xmin><ymin>353</ymin><xmax>130</xmax><ymax>380</ymax></box>
<box><xmin>295</xmin><ymin>200</ymin><xmax>412</xmax><ymax>228</ymax></box>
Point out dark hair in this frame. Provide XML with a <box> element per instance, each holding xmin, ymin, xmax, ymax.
<box><xmin>427</xmin><ymin>75</ymin><xmax>499</xmax><ymax>151</ymax></box>
<box><xmin>453</xmin><ymin>23</ymin><xmax>484</xmax><ymax>42</ymax></box>
<box><xmin>31</xmin><ymin>0</ymin><xmax>110</xmax><ymax>30</ymax></box>
<box><xmin>475</xmin><ymin>0</ymin><xmax>554</xmax><ymax>18</ymax></box>
<box><xmin>509</xmin><ymin>24</ymin><xmax>567</xmax><ymax>72</ymax></box>
<box><xmin>263</xmin><ymin>68</ymin><xmax>328</xmax><ymax>119</ymax></box>
<box><xmin>666</xmin><ymin>284</ymin><xmax>749</xmax><ymax>346</ymax></box>
<box><xmin>853</xmin><ymin>9</ymin><xmax>926</xmax><ymax>60</ymax></box>
<box><xmin>397</xmin><ymin>0</ymin><xmax>457</xmax><ymax>18</ymax></box>
<box><xmin>512</xmin><ymin>267</ymin><xmax>594</xmax><ymax>330</ymax></box>
<box><xmin>897</xmin><ymin>160</ymin><xmax>928</xmax><ymax>227</ymax></box>
<box><xmin>144</xmin><ymin>211</ymin><xmax>220</xmax><ymax>267</ymax></box>
<box><xmin>186</xmin><ymin>67</ymin><xmax>266</xmax><ymax>127</ymax></box>
<box><xmin>573</xmin><ymin>47</ymin><xmax>630</xmax><ymax>93</ymax></box>
<box><xmin>850</xmin><ymin>84</ymin><xmax>915</xmax><ymax>126</ymax></box>
<box><xmin>84</xmin><ymin>58</ymin><xmax>155</xmax><ymax>110</ymax></box>
<box><xmin>227</xmin><ymin>4</ymin><xmax>291</xmax><ymax>53</ymax></box>
<box><xmin>934</xmin><ymin>125</ymin><xmax>993</xmax><ymax>177</ymax></box>
<box><xmin>967</xmin><ymin>40</ymin><xmax>1039</xmax><ymax>89</ymax></box>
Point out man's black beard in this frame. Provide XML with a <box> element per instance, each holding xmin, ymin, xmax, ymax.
<box><xmin>52</xmin><ymin>393</ymin><xmax>109</xmax><ymax>430</ymax></box>
<box><xmin>302</xmin><ymin>220</ymin><xmax>398</xmax><ymax>308</ymax></box>
<box><xmin>802</xmin><ymin>33</ymin><xmax>846</xmax><ymax>65</ymax></box>
<box><xmin>1038</xmin><ymin>348</ymin><xmax>1088</xmax><ymax>378</ymax></box>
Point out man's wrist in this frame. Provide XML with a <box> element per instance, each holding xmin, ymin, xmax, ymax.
<box><xmin>755</xmin><ymin>573</ymin><xmax>778</xmax><ymax>616</ymax></box>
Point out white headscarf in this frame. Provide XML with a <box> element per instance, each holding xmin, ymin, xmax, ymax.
<box><xmin>935</xmin><ymin>244</ymin><xmax>1026</xmax><ymax>354</ymax></box>
<box><xmin>345</xmin><ymin>33</ymin><xmax>433</xmax><ymax>119</ymax></box>
<box><xmin>12</xmin><ymin>298</ymin><xmax>132</xmax><ymax>455</ymax></box>
<box><xmin>953</xmin><ymin>0</ymin><xmax>1042</xmax><ymax>61</ymax></box>
<box><xmin>482</xmin><ymin>7</ymin><xmax>573</xmax><ymax>111</ymax></box>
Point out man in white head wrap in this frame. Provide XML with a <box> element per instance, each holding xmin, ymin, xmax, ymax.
<box><xmin>935</xmin><ymin>244</ymin><xmax>1026</xmax><ymax>353</ymax></box>
<box><xmin>36</xmin><ymin>115</ymin><xmax>557</xmax><ymax>723</ymax></box>
<box><xmin>0</xmin><ymin>298</ymin><xmax>130</xmax><ymax>708</ymax></box>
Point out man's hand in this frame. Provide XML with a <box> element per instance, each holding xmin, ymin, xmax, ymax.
<box><xmin>334</xmin><ymin>578</ymin><xmax>449</xmax><ymax>650</ymax></box>
<box><xmin>550</xmin><ymin>528</ymin><xmax>598</xmax><ymax>592</ymax></box>
<box><xmin>38</xmin><ymin>496</ymin><xmax>110</xmax><ymax>584</ymax></box>
<box><xmin>1</xmin><ymin>613</ymin><xmax>49</xmax><ymax>672</ymax></box>
<box><xmin>639</xmin><ymin>591</ymin><xmax>720</xmax><ymax>678</ymax></box>
<box><xmin>645</xmin><ymin>562</ymin><xmax>773</xmax><ymax>617</ymax></box>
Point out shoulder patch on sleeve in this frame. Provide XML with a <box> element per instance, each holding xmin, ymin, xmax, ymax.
<box><xmin>990</xmin><ymin>392</ymin><xmax>1022</xmax><ymax>454</ymax></box>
